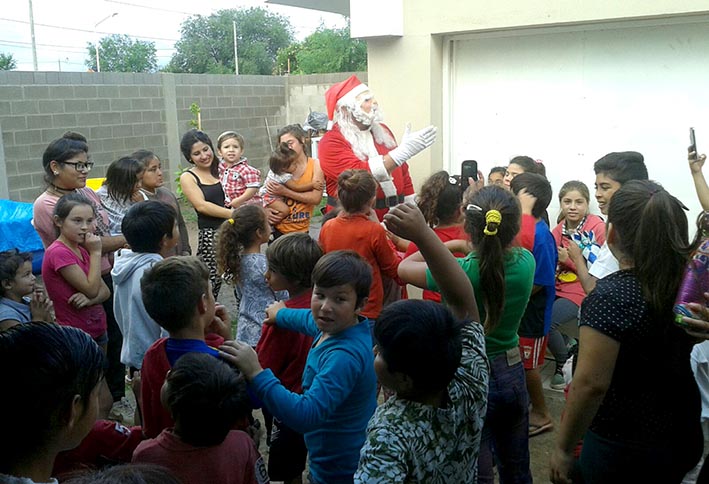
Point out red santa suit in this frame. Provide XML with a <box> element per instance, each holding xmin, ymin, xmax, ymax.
<box><xmin>318</xmin><ymin>123</ymin><xmax>415</xmax><ymax>221</ymax></box>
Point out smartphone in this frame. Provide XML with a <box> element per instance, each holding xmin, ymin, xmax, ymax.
<box><xmin>460</xmin><ymin>160</ymin><xmax>478</xmax><ymax>190</ymax></box>
<box><xmin>690</xmin><ymin>127</ymin><xmax>698</xmax><ymax>160</ymax></box>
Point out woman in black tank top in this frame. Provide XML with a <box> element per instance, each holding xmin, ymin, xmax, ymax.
<box><xmin>179</xmin><ymin>129</ymin><xmax>232</xmax><ymax>298</ymax></box>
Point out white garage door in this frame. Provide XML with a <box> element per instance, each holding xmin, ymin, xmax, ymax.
<box><xmin>446</xmin><ymin>16</ymin><xmax>709</xmax><ymax>221</ymax></box>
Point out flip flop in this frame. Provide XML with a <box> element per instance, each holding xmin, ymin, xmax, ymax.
<box><xmin>529</xmin><ymin>421</ymin><xmax>553</xmax><ymax>437</ymax></box>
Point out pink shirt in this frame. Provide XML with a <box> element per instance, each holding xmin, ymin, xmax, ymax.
<box><xmin>33</xmin><ymin>187</ymin><xmax>112</xmax><ymax>274</ymax></box>
<box><xmin>42</xmin><ymin>240</ymin><xmax>107</xmax><ymax>338</ymax></box>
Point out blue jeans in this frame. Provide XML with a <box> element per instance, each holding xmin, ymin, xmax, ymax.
<box><xmin>478</xmin><ymin>350</ymin><xmax>532</xmax><ymax>484</ymax></box>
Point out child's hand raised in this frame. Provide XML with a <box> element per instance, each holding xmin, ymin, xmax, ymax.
<box><xmin>263</xmin><ymin>301</ymin><xmax>286</xmax><ymax>325</ymax></box>
<box><xmin>219</xmin><ymin>340</ymin><xmax>263</xmax><ymax>381</ymax></box>
<box><xmin>83</xmin><ymin>233</ymin><xmax>102</xmax><ymax>254</ymax></box>
<box><xmin>689</xmin><ymin>152</ymin><xmax>707</xmax><ymax>174</ymax></box>
<box><xmin>382</xmin><ymin>203</ymin><xmax>427</xmax><ymax>243</ymax></box>
<box><xmin>30</xmin><ymin>288</ymin><xmax>54</xmax><ymax>322</ymax></box>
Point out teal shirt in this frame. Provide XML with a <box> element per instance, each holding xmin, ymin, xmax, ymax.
<box><xmin>427</xmin><ymin>247</ymin><xmax>535</xmax><ymax>357</ymax></box>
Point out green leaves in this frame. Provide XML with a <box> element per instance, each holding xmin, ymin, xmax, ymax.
<box><xmin>85</xmin><ymin>34</ymin><xmax>157</xmax><ymax>73</ymax></box>
<box><xmin>0</xmin><ymin>52</ymin><xmax>17</xmax><ymax>71</ymax></box>
<box><xmin>165</xmin><ymin>8</ymin><xmax>294</xmax><ymax>75</ymax></box>
<box><xmin>276</xmin><ymin>24</ymin><xmax>367</xmax><ymax>75</ymax></box>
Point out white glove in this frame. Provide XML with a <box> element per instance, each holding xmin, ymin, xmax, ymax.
<box><xmin>389</xmin><ymin>124</ymin><xmax>437</xmax><ymax>166</ymax></box>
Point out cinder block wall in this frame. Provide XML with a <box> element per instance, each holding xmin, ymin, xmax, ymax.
<box><xmin>285</xmin><ymin>72</ymin><xmax>368</xmax><ymax>128</ymax></box>
<box><xmin>0</xmin><ymin>71</ymin><xmax>359</xmax><ymax>202</ymax></box>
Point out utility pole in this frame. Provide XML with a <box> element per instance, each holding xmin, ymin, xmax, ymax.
<box><xmin>233</xmin><ymin>20</ymin><xmax>239</xmax><ymax>75</ymax></box>
<box><xmin>94</xmin><ymin>12</ymin><xmax>118</xmax><ymax>72</ymax></box>
<box><xmin>28</xmin><ymin>0</ymin><xmax>38</xmax><ymax>71</ymax></box>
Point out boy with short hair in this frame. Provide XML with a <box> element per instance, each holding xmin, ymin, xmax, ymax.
<box><xmin>256</xmin><ymin>233</ymin><xmax>322</xmax><ymax>484</ymax></box>
<box><xmin>572</xmin><ymin>151</ymin><xmax>648</xmax><ymax>293</ymax></box>
<box><xmin>510</xmin><ymin>173</ymin><xmax>558</xmax><ymax>437</ymax></box>
<box><xmin>140</xmin><ymin>256</ymin><xmax>232</xmax><ymax>439</ymax></box>
<box><xmin>133</xmin><ymin>353</ymin><xmax>268</xmax><ymax>484</ymax></box>
<box><xmin>355</xmin><ymin>202</ymin><xmax>488</xmax><ymax>483</ymax></box>
<box><xmin>0</xmin><ymin>250</ymin><xmax>53</xmax><ymax>331</ymax></box>
<box><xmin>220</xmin><ymin>250</ymin><xmax>377</xmax><ymax>484</ymax></box>
<box><xmin>112</xmin><ymin>200</ymin><xmax>178</xmax><ymax>373</ymax></box>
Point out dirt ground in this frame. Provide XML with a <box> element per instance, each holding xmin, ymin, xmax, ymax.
<box><xmin>120</xmin><ymin>200</ymin><xmax>566</xmax><ymax>482</ymax></box>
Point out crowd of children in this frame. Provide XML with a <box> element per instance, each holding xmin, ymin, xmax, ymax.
<box><xmin>3</xmin><ymin>120</ymin><xmax>709</xmax><ymax>484</ymax></box>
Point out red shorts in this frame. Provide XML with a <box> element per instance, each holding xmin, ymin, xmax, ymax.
<box><xmin>519</xmin><ymin>335</ymin><xmax>548</xmax><ymax>370</ymax></box>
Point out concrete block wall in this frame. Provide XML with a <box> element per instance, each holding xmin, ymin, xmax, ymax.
<box><xmin>0</xmin><ymin>71</ymin><xmax>362</xmax><ymax>202</ymax></box>
<box><xmin>285</xmin><ymin>72</ymin><xmax>368</xmax><ymax>128</ymax></box>
<box><xmin>172</xmin><ymin>74</ymin><xmax>287</xmax><ymax>173</ymax></box>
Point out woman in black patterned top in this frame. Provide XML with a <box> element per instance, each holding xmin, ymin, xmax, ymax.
<box><xmin>551</xmin><ymin>180</ymin><xmax>702</xmax><ymax>483</ymax></box>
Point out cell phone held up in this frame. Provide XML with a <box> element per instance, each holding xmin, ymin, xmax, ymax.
<box><xmin>460</xmin><ymin>160</ymin><xmax>478</xmax><ymax>191</ymax></box>
<box><xmin>690</xmin><ymin>127</ymin><xmax>698</xmax><ymax>161</ymax></box>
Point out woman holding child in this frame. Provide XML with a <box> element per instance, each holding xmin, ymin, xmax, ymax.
<box><xmin>179</xmin><ymin>129</ymin><xmax>232</xmax><ymax>298</ymax></box>
<box><xmin>264</xmin><ymin>125</ymin><xmax>324</xmax><ymax>237</ymax></box>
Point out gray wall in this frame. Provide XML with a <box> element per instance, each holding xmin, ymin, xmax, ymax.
<box><xmin>0</xmin><ymin>71</ymin><xmax>365</xmax><ymax>202</ymax></box>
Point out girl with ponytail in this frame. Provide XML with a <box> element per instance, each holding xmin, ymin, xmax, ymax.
<box><xmin>551</xmin><ymin>181</ymin><xmax>702</xmax><ymax>483</ymax></box>
<box><xmin>216</xmin><ymin>204</ymin><xmax>286</xmax><ymax>347</ymax></box>
<box><xmin>398</xmin><ymin>185</ymin><xmax>536</xmax><ymax>482</ymax></box>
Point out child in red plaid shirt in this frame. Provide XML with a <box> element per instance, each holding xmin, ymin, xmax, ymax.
<box><xmin>217</xmin><ymin>131</ymin><xmax>262</xmax><ymax>208</ymax></box>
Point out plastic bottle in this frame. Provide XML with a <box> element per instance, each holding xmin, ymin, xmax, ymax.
<box><xmin>674</xmin><ymin>212</ymin><xmax>709</xmax><ymax>326</ymax></box>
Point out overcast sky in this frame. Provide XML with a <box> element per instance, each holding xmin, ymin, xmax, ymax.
<box><xmin>0</xmin><ymin>0</ymin><xmax>347</xmax><ymax>72</ymax></box>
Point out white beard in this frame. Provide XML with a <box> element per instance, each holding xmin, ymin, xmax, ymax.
<box><xmin>336</xmin><ymin>106</ymin><xmax>396</xmax><ymax>161</ymax></box>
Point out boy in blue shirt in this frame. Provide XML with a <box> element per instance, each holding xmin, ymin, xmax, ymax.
<box><xmin>220</xmin><ymin>250</ymin><xmax>377</xmax><ymax>484</ymax></box>
<box><xmin>511</xmin><ymin>173</ymin><xmax>558</xmax><ymax>437</ymax></box>
<box><xmin>0</xmin><ymin>250</ymin><xmax>52</xmax><ymax>331</ymax></box>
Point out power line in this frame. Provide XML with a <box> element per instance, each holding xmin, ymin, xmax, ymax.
<box><xmin>104</xmin><ymin>0</ymin><xmax>198</xmax><ymax>16</ymax></box>
<box><xmin>0</xmin><ymin>37</ymin><xmax>175</xmax><ymax>52</ymax></box>
<box><xmin>0</xmin><ymin>39</ymin><xmax>85</xmax><ymax>53</ymax></box>
<box><xmin>0</xmin><ymin>17</ymin><xmax>179</xmax><ymax>42</ymax></box>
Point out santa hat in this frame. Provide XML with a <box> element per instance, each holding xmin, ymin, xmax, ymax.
<box><xmin>325</xmin><ymin>75</ymin><xmax>370</xmax><ymax>120</ymax></box>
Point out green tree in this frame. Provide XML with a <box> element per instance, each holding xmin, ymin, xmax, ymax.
<box><xmin>277</xmin><ymin>24</ymin><xmax>367</xmax><ymax>75</ymax></box>
<box><xmin>166</xmin><ymin>8</ymin><xmax>293</xmax><ymax>75</ymax></box>
<box><xmin>86</xmin><ymin>34</ymin><xmax>157</xmax><ymax>72</ymax></box>
<box><xmin>0</xmin><ymin>52</ymin><xmax>16</xmax><ymax>71</ymax></box>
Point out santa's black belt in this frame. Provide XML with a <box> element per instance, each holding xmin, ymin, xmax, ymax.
<box><xmin>327</xmin><ymin>194</ymin><xmax>404</xmax><ymax>209</ymax></box>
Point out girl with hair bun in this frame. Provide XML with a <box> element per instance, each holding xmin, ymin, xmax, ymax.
<box><xmin>398</xmin><ymin>185</ymin><xmax>536</xmax><ymax>482</ymax></box>
<box><xmin>318</xmin><ymin>169</ymin><xmax>401</xmax><ymax>320</ymax></box>
<box><xmin>403</xmin><ymin>170</ymin><xmax>467</xmax><ymax>303</ymax></box>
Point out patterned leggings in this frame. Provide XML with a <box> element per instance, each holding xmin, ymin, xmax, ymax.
<box><xmin>197</xmin><ymin>227</ymin><xmax>221</xmax><ymax>298</ymax></box>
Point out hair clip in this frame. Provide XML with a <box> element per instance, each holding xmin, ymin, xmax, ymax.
<box><xmin>228</xmin><ymin>218</ymin><xmax>235</xmax><ymax>225</ymax></box>
<box><xmin>449</xmin><ymin>176</ymin><xmax>458</xmax><ymax>185</ymax></box>
<box><xmin>466</xmin><ymin>204</ymin><xmax>483</xmax><ymax>212</ymax></box>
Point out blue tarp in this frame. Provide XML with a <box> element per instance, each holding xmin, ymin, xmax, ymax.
<box><xmin>0</xmin><ymin>199</ymin><xmax>45</xmax><ymax>273</ymax></box>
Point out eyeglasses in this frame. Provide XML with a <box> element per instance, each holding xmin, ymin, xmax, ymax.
<box><xmin>62</xmin><ymin>161</ymin><xmax>94</xmax><ymax>172</ymax></box>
